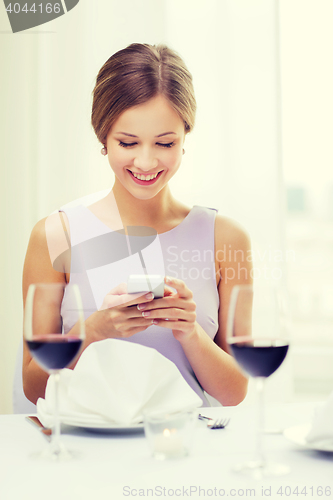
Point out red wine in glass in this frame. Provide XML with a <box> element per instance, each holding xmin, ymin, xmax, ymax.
<box><xmin>24</xmin><ymin>283</ymin><xmax>85</xmax><ymax>461</ymax></box>
<box><xmin>26</xmin><ymin>335</ymin><xmax>83</xmax><ymax>372</ymax></box>
<box><xmin>229</xmin><ymin>338</ymin><xmax>289</xmax><ymax>378</ymax></box>
<box><xmin>227</xmin><ymin>284</ymin><xmax>290</xmax><ymax>478</ymax></box>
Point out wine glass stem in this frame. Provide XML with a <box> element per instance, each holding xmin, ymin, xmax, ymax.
<box><xmin>51</xmin><ymin>372</ymin><xmax>61</xmax><ymax>455</ymax></box>
<box><xmin>256</xmin><ymin>377</ymin><xmax>266</xmax><ymax>467</ymax></box>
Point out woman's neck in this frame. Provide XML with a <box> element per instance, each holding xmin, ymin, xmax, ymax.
<box><xmin>112</xmin><ymin>179</ymin><xmax>180</xmax><ymax>230</ymax></box>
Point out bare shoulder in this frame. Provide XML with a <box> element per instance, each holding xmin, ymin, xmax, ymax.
<box><xmin>45</xmin><ymin>211</ymin><xmax>70</xmax><ymax>236</ymax></box>
<box><xmin>29</xmin><ymin>212</ymin><xmax>69</xmax><ymax>238</ymax></box>
<box><xmin>28</xmin><ymin>212</ymin><xmax>70</xmax><ymax>256</ymax></box>
<box><xmin>25</xmin><ymin>214</ymin><xmax>67</xmax><ymax>265</ymax></box>
<box><xmin>27</xmin><ymin>216</ymin><xmax>49</xmax><ymax>250</ymax></box>
<box><xmin>215</xmin><ymin>214</ymin><xmax>251</xmax><ymax>251</ymax></box>
<box><xmin>23</xmin><ymin>214</ymin><xmax>68</xmax><ymax>299</ymax></box>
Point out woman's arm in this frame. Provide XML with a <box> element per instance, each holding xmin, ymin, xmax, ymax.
<box><xmin>178</xmin><ymin>215</ymin><xmax>252</xmax><ymax>405</ymax></box>
<box><xmin>22</xmin><ymin>216</ymin><xmax>68</xmax><ymax>404</ymax></box>
<box><xmin>139</xmin><ymin>215</ymin><xmax>252</xmax><ymax>406</ymax></box>
<box><xmin>22</xmin><ymin>213</ymin><xmax>155</xmax><ymax>404</ymax></box>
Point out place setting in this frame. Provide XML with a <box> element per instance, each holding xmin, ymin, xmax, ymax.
<box><xmin>22</xmin><ymin>281</ymin><xmax>333</xmax><ymax>480</ymax></box>
<box><xmin>226</xmin><ymin>283</ymin><xmax>333</xmax><ymax>475</ymax></box>
<box><xmin>283</xmin><ymin>391</ymin><xmax>333</xmax><ymax>454</ymax></box>
<box><xmin>24</xmin><ymin>282</ymin><xmax>206</xmax><ymax>460</ymax></box>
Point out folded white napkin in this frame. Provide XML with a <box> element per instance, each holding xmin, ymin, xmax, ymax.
<box><xmin>37</xmin><ymin>339</ymin><xmax>202</xmax><ymax>427</ymax></box>
<box><xmin>306</xmin><ymin>390</ymin><xmax>333</xmax><ymax>447</ymax></box>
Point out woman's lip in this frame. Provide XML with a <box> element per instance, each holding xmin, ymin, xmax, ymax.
<box><xmin>127</xmin><ymin>170</ymin><xmax>163</xmax><ymax>186</ymax></box>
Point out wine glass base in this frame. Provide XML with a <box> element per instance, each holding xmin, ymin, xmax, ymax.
<box><xmin>30</xmin><ymin>442</ymin><xmax>80</xmax><ymax>462</ymax></box>
<box><xmin>232</xmin><ymin>460</ymin><xmax>290</xmax><ymax>480</ymax></box>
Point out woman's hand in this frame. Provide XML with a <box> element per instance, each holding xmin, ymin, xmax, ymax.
<box><xmin>137</xmin><ymin>276</ymin><xmax>198</xmax><ymax>342</ymax></box>
<box><xmin>84</xmin><ymin>283</ymin><xmax>155</xmax><ymax>345</ymax></box>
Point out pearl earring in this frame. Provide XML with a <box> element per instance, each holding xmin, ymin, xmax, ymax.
<box><xmin>101</xmin><ymin>146</ymin><xmax>107</xmax><ymax>156</ymax></box>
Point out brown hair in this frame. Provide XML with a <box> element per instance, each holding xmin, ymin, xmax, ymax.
<box><xmin>91</xmin><ymin>43</ymin><xmax>196</xmax><ymax>145</ymax></box>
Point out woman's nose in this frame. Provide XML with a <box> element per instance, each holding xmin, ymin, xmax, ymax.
<box><xmin>133</xmin><ymin>148</ymin><xmax>158</xmax><ymax>171</ymax></box>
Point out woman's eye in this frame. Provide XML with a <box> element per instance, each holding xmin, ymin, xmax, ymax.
<box><xmin>118</xmin><ymin>141</ymin><xmax>175</xmax><ymax>148</ymax></box>
<box><xmin>157</xmin><ymin>142</ymin><xmax>175</xmax><ymax>148</ymax></box>
<box><xmin>119</xmin><ymin>141</ymin><xmax>137</xmax><ymax>148</ymax></box>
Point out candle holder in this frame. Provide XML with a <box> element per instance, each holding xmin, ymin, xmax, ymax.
<box><xmin>143</xmin><ymin>410</ymin><xmax>196</xmax><ymax>460</ymax></box>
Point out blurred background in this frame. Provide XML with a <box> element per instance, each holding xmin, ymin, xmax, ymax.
<box><xmin>1</xmin><ymin>0</ymin><xmax>332</xmax><ymax>413</ymax></box>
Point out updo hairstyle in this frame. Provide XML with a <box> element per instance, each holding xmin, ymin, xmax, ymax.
<box><xmin>91</xmin><ymin>43</ymin><xmax>196</xmax><ymax>146</ymax></box>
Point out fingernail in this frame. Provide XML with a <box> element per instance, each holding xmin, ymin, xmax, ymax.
<box><xmin>165</xmin><ymin>276</ymin><xmax>172</xmax><ymax>284</ymax></box>
<box><xmin>145</xmin><ymin>292</ymin><xmax>154</xmax><ymax>299</ymax></box>
<box><xmin>142</xmin><ymin>311</ymin><xmax>150</xmax><ymax>317</ymax></box>
<box><xmin>152</xmin><ymin>319</ymin><xmax>158</xmax><ymax>325</ymax></box>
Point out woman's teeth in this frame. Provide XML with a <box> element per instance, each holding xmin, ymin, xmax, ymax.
<box><xmin>131</xmin><ymin>171</ymin><xmax>159</xmax><ymax>181</ymax></box>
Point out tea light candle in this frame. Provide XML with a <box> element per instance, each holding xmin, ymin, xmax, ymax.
<box><xmin>153</xmin><ymin>428</ymin><xmax>184</xmax><ymax>457</ymax></box>
<box><xmin>144</xmin><ymin>410</ymin><xmax>195</xmax><ymax>460</ymax></box>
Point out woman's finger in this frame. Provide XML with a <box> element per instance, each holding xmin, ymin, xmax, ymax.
<box><xmin>99</xmin><ymin>289</ymin><xmax>154</xmax><ymax>310</ymax></box>
<box><xmin>162</xmin><ymin>284</ymin><xmax>177</xmax><ymax>296</ymax></box>
<box><xmin>141</xmin><ymin>307</ymin><xmax>195</xmax><ymax>322</ymax></box>
<box><xmin>164</xmin><ymin>276</ymin><xmax>192</xmax><ymax>299</ymax></box>
<box><xmin>122</xmin><ymin>291</ymin><xmax>155</xmax><ymax>307</ymax></box>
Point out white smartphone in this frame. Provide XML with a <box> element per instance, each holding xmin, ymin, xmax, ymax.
<box><xmin>127</xmin><ymin>275</ymin><xmax>164</xmax><ymax>299</ymax></box>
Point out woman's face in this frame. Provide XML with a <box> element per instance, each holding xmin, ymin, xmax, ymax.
<box><xmin>106</xmin><ymin>94</ymin><xmax>185</xmax><ymax>200</ymax></box>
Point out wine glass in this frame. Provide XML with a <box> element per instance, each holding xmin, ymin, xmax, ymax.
<box><xmin>227</xmin><ymin>283</ymin><xmax>290</xmax><ymax>478</ymax></box>
<box><xmin>24</xmin><ymin>282</ymin><xmax>85</xmax><ymax>460</ymax></box>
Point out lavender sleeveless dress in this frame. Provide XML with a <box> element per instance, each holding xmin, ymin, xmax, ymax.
<box><xmin>60</xmin><ymin>205</ymin><xmax>219</xmax><ymax>406</ymax></box>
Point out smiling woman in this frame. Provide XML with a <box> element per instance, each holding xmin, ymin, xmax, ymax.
<box><xmin>22</xmin><ymin>43</ymin><xmax>252</xmax><ymax>408</ymax></box>
<box><xmin>106</xmin><ymin>95</ymin><xmax>185</xmax><ymax>200</ymax></box>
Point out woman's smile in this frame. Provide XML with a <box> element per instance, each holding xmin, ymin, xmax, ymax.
<box><xmin>127</xmin><ymin>169</ymin><xmax>163</xmax><ymax>185</ymax></box>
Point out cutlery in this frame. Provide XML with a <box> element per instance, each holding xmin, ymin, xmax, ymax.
<box><xmin>26</xmin><ymin>416</ymin><xmax>52</xmax><ymax>441</ymax></box>
<box><xmin>198</xmin><ymin>413</ymin><xmax>213</xmax><ymax>421</ymax></box>
<box><xmin>198</xmin><ymin>414</ymin><xmax>230</xmax><ymax>429</ymax></box>
<box><xmin>207</xmin><ymin>418</ymin><xmax>230</xmax><ymax>430</ymax></box>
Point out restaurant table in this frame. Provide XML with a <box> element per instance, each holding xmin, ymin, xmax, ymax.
<box><xmin>0</xmin><ymin>402</ymin><xmax>332</xmax><ymax>500</ymax></box>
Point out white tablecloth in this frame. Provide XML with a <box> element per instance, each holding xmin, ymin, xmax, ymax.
<box><xmin>0</xmin><ymin>403</ymin><xmax>332</xmax><ymax>500</ymax></box>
